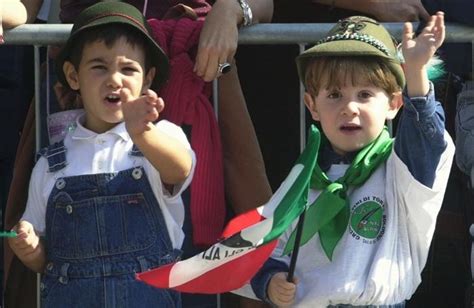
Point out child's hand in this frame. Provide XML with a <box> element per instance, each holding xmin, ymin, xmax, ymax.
<box><xmin>402</xmin><ymin>11</ymin><xmax>445</xmax><ymax>70</ymax></box>
<box><xmin>268</xmin><ymin>272</ymin><xmax>298</xmax><ymax>307</ymax></box>
<box><xmin>121</xmin><ymin>88</ymin><xmax>165</xmax><ymax>138</ymax></box>
<box><xmin>8</xmin><ymin>221</ymin><xmax>41</xmax><ymax>263</ymax></box>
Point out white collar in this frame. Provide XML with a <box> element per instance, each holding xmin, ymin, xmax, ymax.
<box><xmin>71</xmin><ymin>112</ymin><xmax>130</xmax><ymax>142</ymax></box>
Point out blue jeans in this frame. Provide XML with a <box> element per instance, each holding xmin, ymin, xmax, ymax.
<box><xmin>40</xmin><ymin>141</ymin><xmax>181</xmax><ymax>307</ymax></box>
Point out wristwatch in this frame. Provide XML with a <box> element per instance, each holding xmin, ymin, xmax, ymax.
<box><xmin>237</xmin><ymin>0</ymin><xmax>253</xmax><ymax>27</ymax></box>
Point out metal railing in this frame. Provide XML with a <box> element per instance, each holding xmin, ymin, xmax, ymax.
<box><xmin>2</xmin><ymin>21</ymin><xmax>474</xmax><ymax>308</ymax></box>
<box><xmin>5</xmin><ymin>22</ymin><xmax>474</xmax><ymax>150</ymax></box>
<box><xmin>4</xmin><ymin>22</ymin><xmax>474</xmax><ymax>45</ymax></box>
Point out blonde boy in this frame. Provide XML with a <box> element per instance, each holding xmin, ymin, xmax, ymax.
<box><xmin>250</xmin><ymin>12</ymin><xmax>454</xmax><ymax>307</ymax></box>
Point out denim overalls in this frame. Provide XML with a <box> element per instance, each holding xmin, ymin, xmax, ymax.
<box><xmin>39</xmin><ymin>141</ymin><xmax>182</xmax><ymax>307</ymax></box>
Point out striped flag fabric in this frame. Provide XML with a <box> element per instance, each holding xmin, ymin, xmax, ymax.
<box><xmin>136</xmin><ymin>126</ymin><xmax>320</xmax><ymax>294</ymax></box>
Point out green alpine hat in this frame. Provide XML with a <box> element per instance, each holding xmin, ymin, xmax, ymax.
<box><xmin>296</xmin><ymin>16</ymin><xmax>405</xmax><ymax>89</ymax></box>
<box><xmin>56</xmin><ymin>1</ymin><xmax>169</xmax><ymax>91</ymax></box>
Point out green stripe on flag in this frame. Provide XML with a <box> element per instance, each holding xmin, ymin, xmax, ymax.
<box><xmin>262</xmin><ymin>125</ymin><xmax>320</xmax><ymax>244</ymax></box>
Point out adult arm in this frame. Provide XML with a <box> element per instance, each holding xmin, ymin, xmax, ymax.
<box><xmin>1</xmin><ymin>0</ymin><xmax>28</xmax><ymax>35</ymax></box>
<box><xmin>314</xmin><ymin>0</ymin><xmax>430</xmax><ymax>21</ymax></box>
<box><xmin>21</xmin><ymin>0</ymin><xmax>45</xmax><ymax>23</ymax></box>
<box><xmin>194</xmin><ymin>0</ymin><xmax>274</xmax><ymax>81</ymax></box>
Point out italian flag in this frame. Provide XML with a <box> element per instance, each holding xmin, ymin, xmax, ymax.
<box><xmin>136</xmin><ymin>126</ymin><xmax>320</xmax><ymax>294</ymax></box>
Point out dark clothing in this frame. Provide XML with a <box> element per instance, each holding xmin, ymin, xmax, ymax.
<box><xmin>59</xmin><ymin>0</ymin><xmax>211</xmax><ymax>22</ymax></box>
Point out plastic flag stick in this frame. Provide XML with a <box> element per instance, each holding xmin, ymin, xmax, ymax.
<box><xmin>0</xmin><ymin>231</ymin><xmax>17</xmax><ymax>238</ymax></box>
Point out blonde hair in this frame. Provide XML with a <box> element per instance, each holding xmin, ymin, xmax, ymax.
<box><xmin>304</xmin><ymin>56</ymin><xmax>401</xmax><ymax>97</ymax></box>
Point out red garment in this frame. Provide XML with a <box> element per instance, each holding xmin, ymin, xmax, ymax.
<box><xmin>59</xmin><ymin>0</ymin><xmax>211</xmax><ymax>23</ymax></box>
<box><xmin>150</xmin><ymin>17</ymin><xmax>225</xmax><ymax>247</ymax></box>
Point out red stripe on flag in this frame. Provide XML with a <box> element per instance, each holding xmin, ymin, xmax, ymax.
<box><xmin>136</xmin><ymin>240</ymin><xmax>277</xmax><ymax>294</ymax></box>
<box><xmin>169</xmin><ymin>240</ymin><xmax>277</xmax><ymax>294</ymax></box>
<box><xmin>220</xmin><ymin>209</ymin><xmax>264</xmax><ymax>238</ymax></box>
<box><xmin>136</xmin><ymin>261</ymin><xmax>174</xmax><ymax>288</ymax></box>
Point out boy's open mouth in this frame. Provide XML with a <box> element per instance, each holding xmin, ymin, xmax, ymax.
<box><xmin>106</xmin><ymin>94</ymin><xmax>121</xmax><ymax>104</ymax></box>
<box><xmin>340</xmin><ymin>124</ymin><xmax>361</xmax><ymax>131</ymax></box>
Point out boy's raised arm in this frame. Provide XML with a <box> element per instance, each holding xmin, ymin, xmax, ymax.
<box><xmin>121</xmin><ymin>88</ymin><xmax>193</xmax><ymax>185</ymax></box>
<box><xmin>402</xmin><ymin>12</ymin><xmax>445</xmax><ymax>97</ymax></box>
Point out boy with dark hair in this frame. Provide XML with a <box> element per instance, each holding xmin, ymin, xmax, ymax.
<box><xmin>250</xmin><ymin>12</ymin><xmax>454</xmax><ymax>307</ymax></box>
<box><xmin>8</xmin><ymin>2</ymin><xmax>194</xmax><ymax>306</ymax></box>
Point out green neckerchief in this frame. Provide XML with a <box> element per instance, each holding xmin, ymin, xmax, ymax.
<box><xmin>284</xmin><ymin>127</ymin><xmax>394</xmax><ymax>260</ymax></box>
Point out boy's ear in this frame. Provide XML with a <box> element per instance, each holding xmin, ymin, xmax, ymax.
<box><xmin>63</xmin><ymin>61</ymin><xmax>80</xmax><ymax>90</ymax></box>
<box><xmin>142</xmin><ymin>67</ymin><xmax>156</xmax><ymax>91</ymax></box>
<box><xmin>386</xmin><ymin>91</ymin><xmax>403</xmax><ymax>120</ymax></box>
<box><xmin>304</xmin><ymin>92</ymin><xmax>320</xmax><ymax>121</ymax></box>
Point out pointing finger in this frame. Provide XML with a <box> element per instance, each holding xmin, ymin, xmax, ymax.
<box><xmin>402</xmin><ymin>22</ymin><xmax>414</xmax><ymax>47</ymax></box>
<box><xmin>143</xmin><ymin>89</ymin><xmax>158</xmax><ymax>105</ymax></box>
<box><xmin>120</xmin><ymin>88</ymin><xmax>133</xmax><ymax>104</ymax></box>
<box><xmin>434</xmin><ymin>12</ymin><xmax>445</xmax><ymax>45</ymax></box>
<box><xmin>423</xmin><ymin>14</ymin><xmax>436</xmax><ymax>33</ymax></box>
<box><xmin>155</xmin><ymin>97</ymin><xmax>165</xmax><ymax>113</ymax></box>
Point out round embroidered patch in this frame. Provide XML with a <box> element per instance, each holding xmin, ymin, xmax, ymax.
<box><xmin>350</xmin><ymin>200</ymin><xmax>384</xmax><ymax>239</ymax></box>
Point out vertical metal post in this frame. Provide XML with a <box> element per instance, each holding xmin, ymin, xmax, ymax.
<box><xmin>299</xmin><ymin>44</ymin><xmax>306</xmax><ymax>152</ymax></box>
<box><xmin>213</xmin><ymin>79</ymin><xmax>219</xmax><ymax>120</ymax></box>
<box><xmin>34</xmin><ymin>45</ymin><xmax>42</xmax><ymax>308</ymax></box>
<box><xmin>34</xmin><ymin>46</ymin><xmax>41</xmax><ymax>154</ymax></box>
<box><xmin>212</xmin><ymin>79</ymin><xmax>220</xmax><ymax>308</ymax></box>
<box><xmin>471</xmin><ymin>39</ymin><xmax>474</xmax><ymax>81</ymax></box>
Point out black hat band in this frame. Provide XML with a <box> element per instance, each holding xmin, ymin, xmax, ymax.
<box><xmin>314</xmin><ymin>33</ymin><xmax>391</xmax><ymax>57</ymax></box>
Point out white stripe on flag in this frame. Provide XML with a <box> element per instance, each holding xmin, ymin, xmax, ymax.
<box><xmin>169</xmin><ymin>243</ymin><xmax>256</xmax><ymax>287</ymax></box>
<box><xmin>168</xmin><ymin>164</ymin><xmax>304</xmax><ymax>288</ymax></box>
<box><xmin>242</xmin><ymin>164</ymin><xmax>304</xmax><ymax>246</ymax></box>
<box><xmin>258</xmin><ymin>164</ymin><xmax>304</xmax><ymax>219</ymax></box>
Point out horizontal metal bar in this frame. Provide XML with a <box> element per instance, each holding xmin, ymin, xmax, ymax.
<box><xmin>239</xmin><ymin>22</ymin><xmax>474</xmax><ymax>44</ymax></box>
<box><xmin>3</xmin><ymin>22</ymin><xmax>474</xmax><ymax>46</ymax></box>
<box><xmin>4</xmin><ymin>24</ymin><xmax>71</xmax><ymax>45</ymax></box>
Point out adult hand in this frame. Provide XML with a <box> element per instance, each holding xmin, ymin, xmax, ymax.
<box><xmin>268</xmin><ymin>272</ymin><xmax>298</xmax><ymax>307</ymax></box>
<box><xmin>121</xmin><ymin>88</ymin><xmax>164</xmax><ymax>137</ymax></box>
<box><xmin>402</xmin><ymin>11</ymin><xmax>445</xmax><ymax>70</ymax></box>
<box><xmin>363</xmin><ymin>0</ymin><xmax>430</xmax><ymax>22</ymax></box>
<box><xmin>193</xmin><ymin>0</ymin><xmax>240</xmax><ymax>81</ymax></box>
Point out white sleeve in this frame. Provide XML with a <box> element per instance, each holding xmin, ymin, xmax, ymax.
<box><xmin>150</xmin><ymin>120</ymin><xmax>196</xmax><ymax>199</ymax></box>
<box><xmin>388</xmin><ymin>130</ymin><xmax>455</xmax><ymax>272</ymax></box>
<box><xmin>21</xmin><ymin>157</ymin><xmax>50</xmax><ymax>235</ymax></box>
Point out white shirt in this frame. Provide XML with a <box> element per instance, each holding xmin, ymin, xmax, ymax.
<box><xmin>270</xmin><ymin>134</ymin><xmax>454</xmax><ymax>307</ymax></box>
<box><xmin>234</xmin><ymin>132</ymin><xmax>455</xmax><ymax>306</ymax></box>
<box><xmin>22</xmin><ymin>112</ymin><xmax>196</xmax><ymax>249</ymax></box>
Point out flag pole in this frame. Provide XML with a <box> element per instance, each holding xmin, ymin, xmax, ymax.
<box><xmin>286</xmin><ymin>210</ymin><xmax>306</xmax><ymax>282</ymax></box>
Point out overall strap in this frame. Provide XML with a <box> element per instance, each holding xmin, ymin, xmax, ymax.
<box><xmin>37</xmin><ymin>140</ymin><xmax>68</xmax><ymax>172</ymax></box>
<box><xmin>130</xmin><ymin>144</ymin><xmax>144</xmax><ymax>157</ymax></box>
